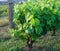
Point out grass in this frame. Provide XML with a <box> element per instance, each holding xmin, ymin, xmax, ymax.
<box><xmin>0</xmin><ymin>31</ymin><xmax>60</xmax><ymax>51</ymax></box>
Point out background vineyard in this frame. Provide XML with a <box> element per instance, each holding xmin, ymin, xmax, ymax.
<box><xmin>0</xmin><ymin>5</ymin><xmax>8</xmax><ymax>17</ymax></box>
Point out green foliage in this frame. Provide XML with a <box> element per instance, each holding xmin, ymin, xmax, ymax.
<box><xmin>12</xmin><ymin>0</ymin><xmax>60</xmax><ymax>44</ymax></box>
<box><xmin>0</xmin><ymin>5</ymin><xmax>8</xmax><ymax>17</ymax></box>
<box><xmin>13</xmin><ymin>1</ymin><xmax>42</xmax><ymax>41</ymax></box>
<box><xmin>42</xmin><ymin>0</ymin><xmax>60</xmax><ymax>33</ymax></box>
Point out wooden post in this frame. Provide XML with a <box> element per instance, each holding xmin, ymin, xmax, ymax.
<box><xmin>8</xmin><ymin>0</ymin><xmax>15</xmax><ymax>28</ymax></box>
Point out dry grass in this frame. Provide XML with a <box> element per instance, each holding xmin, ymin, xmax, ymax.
<box><xmin>0</xmin><ymin>16</ymin><xmax>9</xmax><ymax>26</ymax></box>
<box><xmin>0</xmin><ymin>16</ymin><xmax>11</xmax><ymax>41</ymax></box>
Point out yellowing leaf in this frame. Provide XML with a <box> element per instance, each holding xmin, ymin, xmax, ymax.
<box><xmin>29</xmin><ymin>15</ymin><xmax>33</xmax><ymax>20</ymax></box>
